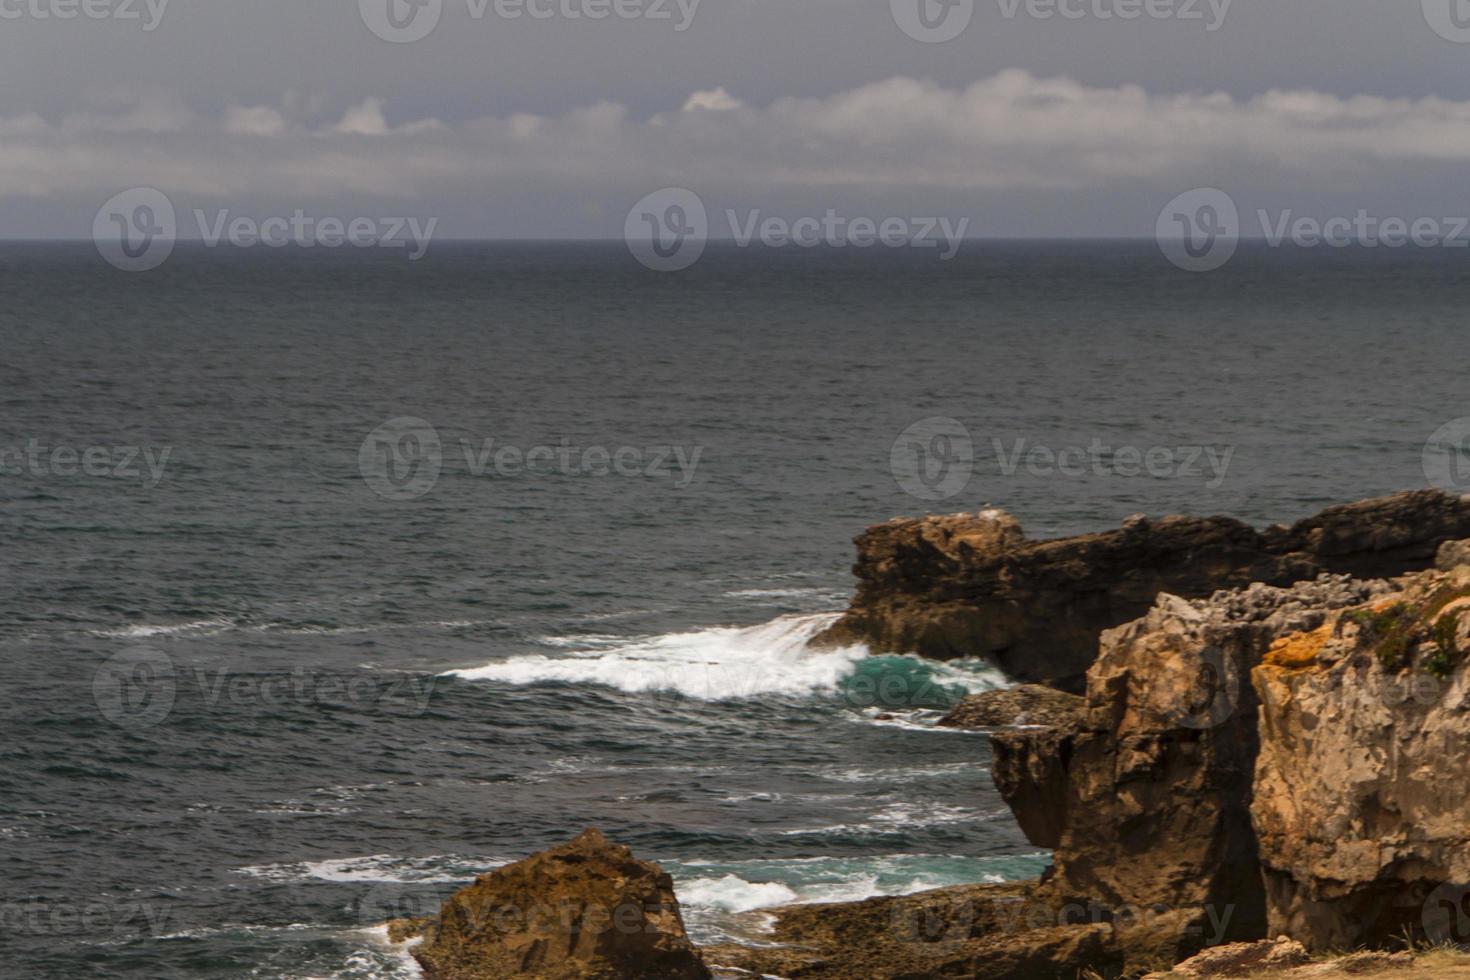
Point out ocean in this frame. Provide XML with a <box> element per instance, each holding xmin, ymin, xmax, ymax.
<box><xmin>2</xmin><ymin>240</ymin><xmax>1466</xmax><ymax>977</ymax></box>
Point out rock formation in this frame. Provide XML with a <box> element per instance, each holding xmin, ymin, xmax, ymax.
<box><xmin>387</xmin><ymin>497</ymin><xmax>1470</xmax><ymax>979</ymax></box>
<box><xmin>988</xmin><ymin>554</ymin><xmax>1470</xmax><ymax>970</ymax></box>
<box><xmin>702</xmin><ymin>880</ymin><xmax>1124</xmax><ymax>979</ymax></box>
<box><xmin>1253</xmin><ymin>565</ymin><xmax>1470</xmax><ymax>950</ymax></box>
<box><xmin>399</xmin><ymin>828</ymin><xmax>711</xmax><ymax>980</ymax></box>
<box><xmin>936</xmin><ymin>683</ymin><xmax>1084</xmax><ymax>730</ymax></box>
<box><xmin>1161</xmin><ymin>936</ymin><xmax>1310</xmax><ymax>977</ymax></box>
<box><xmin>991</xmin><ymin>574</ymin><xmax>1389</xmax><ymax>969</ymax></box>
<box><xmin>814</xmin><ymin>490</ymin><xmax>1470</xmax><ymax>692</ymax></box>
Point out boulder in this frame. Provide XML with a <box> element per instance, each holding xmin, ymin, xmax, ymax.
<box><xmin>814</xmin><ymin>491</ymin><xmax>1470</xmax><ymax>691</ymax></box>
<box><xmin>404</xmin><ymin>828</ymin><xmax>711</xmax><ymax>980</ymax></box>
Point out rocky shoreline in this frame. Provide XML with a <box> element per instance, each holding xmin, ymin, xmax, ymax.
<box><xmin>812</xmin><ymin>490</ymin><xmax>1470</xmax><ymax>692</ymax></box>
<box><xmin>390</xmin><ymin>490</ymin><xmax>1470</xmax><ymax>978</ymax></box>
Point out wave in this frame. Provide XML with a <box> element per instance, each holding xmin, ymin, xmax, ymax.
<box><xmin>88</xmin><ymin>618</ymin><xmax>234</xmax><ymax>638</ymax></box>
<box><xmin>84</xmin><ymin>617</ymin><xmax>503</xmax><ymax>640</ymax></box>
<box><xmin>721</xmin><ymin>587</ymin><xmax>850</xmax><ymax>601</ymax></box>
<box><xmin>776</xmin><ymin>801</ymin><xmax>996</xmax><ymax>837</ymax></box>
<box><xmin>346</xmin><ymin>924</ymin><xmax>426</xmax><ymax>980</ymax></box>
<box><xmin>678</xmin><ymin>875</ymin><xmax>800</xmax><ymax>912</ymax></box>
<box><xmin>157</xmin><ymin>923</ymin><xmax>426</xmax><ymax>980</ymax></box>
<box><xmin>666</xmin><ymin>852</ymin><xmax>1048</xmax><ymax>944</ymax></box>
<box><xmin>444</xmin><ymin>613</ymin><xmax>872</xmax><ymax>700</ymax></box>
<box><xmin>816</xmin><ymin>761</ymin><xmax>985</xmax><ymax>783</ymax></box>
<box><xmin>235</xmin><ymin>853</ymin><xmax>508</xmax><ymax>884</ymax></box>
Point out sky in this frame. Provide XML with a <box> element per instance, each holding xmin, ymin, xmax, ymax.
<box><xmin>6</xmin><ymin>0</ymin><xmax>1470</xmax><ymax>238</ymax></box>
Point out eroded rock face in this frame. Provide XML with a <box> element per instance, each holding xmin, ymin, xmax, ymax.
<box><xmin>814</xmin><ymin>491</ymin><xmax>1470</xmax><ymax>691</ymax></box>
<box><xmin>1252</xmin><ymin>567</ymin><xmax>1470</xmax><ymax>950</ymax></box>
<box><xmin>994</xmin><ymin>575</ymin><xmax>1388</xmax><ymax>969</ymax></box>
<box><xmin>973</xmin><ymin>687</ymin><xmax>1084</xmax><ymax>850</ymax></box>
<box><xmin>406</xmin><ymin>828</ymin><xmax>711</xmax><ymax>980</ymax></box>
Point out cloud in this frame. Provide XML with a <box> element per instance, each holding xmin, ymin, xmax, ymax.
<box><xmin>6</xmin><ymin>71</ymin><xmax>1470</xmax><ymax>235</ymax></box>
<box><xmin>682</xmin><ymin>87</ymin><xmax>742</xmax><ymax>112</ymax></box>
<box><xmin>224</xmin><ymin>106</ymin><xmax>288</xmax><ymax>137</ymax></box>
<box><xmin>334</xmin><ymin>98</ymin><xmax>390</xmax><ymax>136</ymax></box>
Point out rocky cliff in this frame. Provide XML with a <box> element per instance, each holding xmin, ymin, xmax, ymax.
<box><xmin>813</xmin><ymin>491</ymin><xmax>1470</xmax><ymax>692</ymax></box>
<box><xmin>1253</xmin><ymin>564</ymin><xmax>1470</xmax><ymax>951</ymax></box>
<box><xmin>990</xmin><ymin>550</ymin><xmax>1470</xmax><ymax>971</ymax></box>
<box><xmin>991</xmin><ymin>574</ymin><xmax>1390</xmax><ymax>969</ymax></box>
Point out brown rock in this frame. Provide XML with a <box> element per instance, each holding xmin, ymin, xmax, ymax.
<box><xmin>405</xmin><ymin>828</ymin><xmax>711</xmax><ymax>980</ymax></box>
<box><xmin>1436</xmin><ymin>538</ymin><xmax>1470</xmax><ymax>571</ymax></box>
<box><xmin>701</xmin><ymin>880</ymin><xmax>1125</xmax><ymax>979</ymax></box>
<box><xmin>994</xmin><ymin>574</ymin><xmax>1389</xmax><ymax>969</ymax></box>
<box><xmin>1168</xmin><ymin>937</ymin><xmax>1310</xmax><ymax>976</ymax></box>
<box><xmin>1252</xmin><ymin>567</ymin><xmax>1470</xmax><ymax>950</ymax></box>
<box><xmin>1288</xmin><ymin>950</ymin><xmax>1415</xmax><ymax>976</ymax></box>
<box><xmin>973</xmin><ymin>687</ymin><xmax>1085</xmax><ymax>850</ymax></box>
<box><xmin>936</xmin><ymin>683</ymin><xmax>1085</xmax><ymax>730</ymax></box>
<box><xmin>814</xmin><ymin>491</ymin><xmax>1470</xmax><ymax>692</ymax></box>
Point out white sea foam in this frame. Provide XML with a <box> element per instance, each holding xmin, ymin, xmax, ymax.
<box><xmin>678</xmin><ymin>875</ymin><xmax>800</xmax><ymax>912</ymax></box>
<box><xmin>818</xmin><ymin>762</ymin><xmax>983</xmax><ymax>783</ymax></box>
<box><xmin>721</xmin><ymin>587</ymin><xmax>849</xmax><ymax>601</ymax></box>
<box><xmin>445</xmin><ymin>613</ymin><xmax>869</xmax><ymax>700</ymax></box>
<box><xmin>235</xmin><ymin>853</ymin><xmax>506</xmax><ymax>884</ymax></box>
<box><xmin>674</xmin><ymin>858</ymin><xmax>998</xmax><ymax>919</ymax></box>
<box><xmin>777</xmin><ymin>802</ymin><xmax>995</xmax><ymax>837</ymax></box>
<box><xmin>88</xmin><ymin>618</ymin><xmax>234</xmax><ymax>638</ymax></box>
<box><xmin>87</xmin><ymin>617</ymin><xmax>503</xmax><ymax>640</ymax></box>
<box><xmin>336</xmin><ymin>924</ymin><xmax>425</xmax><ymax>980</ymax></box>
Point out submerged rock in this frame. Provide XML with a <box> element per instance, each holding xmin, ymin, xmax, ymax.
<box><xmin>814</xmin><ymin>491</ymin><xmax>1470</xmax><ymax>691</ymax></box>
<box><xmin>401</xmin><ymin>828</ymin><xmax>711</xmax><ymax>980</ymax></box>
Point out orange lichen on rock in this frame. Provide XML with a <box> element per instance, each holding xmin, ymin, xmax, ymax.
<box><xmin>1263</xmin><ymin>623</ymin><xmax>1333</xmax><ymax>671</ymax></box>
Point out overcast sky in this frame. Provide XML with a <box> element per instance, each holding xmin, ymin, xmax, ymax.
<box><xmin>6</xmin><ymin>0</ymin><xmax>1470</xmax><ymax>238</ymax></box>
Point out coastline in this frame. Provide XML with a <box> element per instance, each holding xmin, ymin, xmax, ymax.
<box><xmin>388</xmin><ymin>489</ymin><xmax>1470</xmax><ymax>978</ymax></box>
